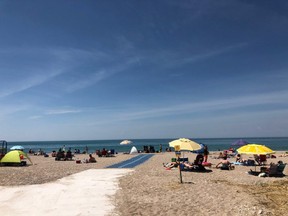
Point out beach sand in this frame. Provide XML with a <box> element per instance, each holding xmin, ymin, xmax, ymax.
<box><xmin>0</xmin><ymin>169</ymin><xmax>133</xmax><ymax>216</ymax></box>
<box><xmin>0</xmin><ymin>151</ymin><xmax>288</xmax><ymax>216</ymax></box>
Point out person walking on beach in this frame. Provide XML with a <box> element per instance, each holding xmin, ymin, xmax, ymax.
<box><xmin>85</xmin><ymin>146</ymin><xmax>88</xmax><ymax>154</ymax></box>
<box><xmin>203</xmin><ymin>145</ymin><xmax>209</xmax><ymax>163</ymax></box>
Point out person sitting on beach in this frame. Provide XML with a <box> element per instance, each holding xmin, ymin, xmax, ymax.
<box><xmin>253</xmin><ymin>154</ymin><xmax>260</xmax><ymax>165</ymax></box>
<box><xmin>253</xmin><ymin>154</ymin><xmax>267</xmax><ymax>165</ymax></box>
<box><xmin>235</xmin><ymin>154</ymin><xmax>244</xmax><ymax>163</ymax></box>
<box><xmin>101</xmin><ymin>148</ymin><xmax>107</xmax><ymax>157</ymax></box>
<box><xmin>216</xmin><ymin>156</ymin><xmax>234</xmax><ymax>170</ymax></box>
<box><xmin>279</xmin><ymin>152</ymin><xmax>288</xmax><ymax>157</ymax></box>
<box><xmin>229</xmin><ymin>147</ymin><xmax>235</xmax><ymax>152</ymax></box>
<box><xmin>182</xmin><ymin>154</ymin><xmax>205</xmax><ymax>171</ymax></box>
<box><xmin>55</xmin><ymin>148</ymin><xmax>65</xmax><ymax>161</ymax></box>
<box><xmin>65</xmin><ymin>149</ymin><xmax>73</xmax><ymax>160</ymax></box>
<box><xmin>218</xmin><ymin>152</ymin><xmax>224</xmax><ymax>159</ymax></box>
<box><xmin>193</xmin><ymin>154</ymin><xmax>206</xmax><ymax>170</ymax></box>
<box><xmin>163</xmin><ymin>162</ymin><xmax>178</xmax><ymax>169</ymax></box>
<box><xmin>88</xmin><ymin>154</ymin><xmax>97</xmax><ymax>163</ymax></box>
<box><xmin>36</xmin><ymin>149</ymin><xmax>44</xmax><ymax>156</ymax></box>
<box><xmin>51</xmin><ymin>151</ymin><xmax>57</xmax><ymax>157</ymax></box>
<box><xmin>29</xmin><ymin>149</ymin><xmax>35</xmax><ymax>154</ymax></box>
<box><xmin>194</xmin><ymin>154</ymin><xmax>204</xmax><ymax>165</ymax></box>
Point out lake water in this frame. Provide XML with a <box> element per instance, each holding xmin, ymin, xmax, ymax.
<box><xmin>6</xmin><ymin>137</ymin><xmax>288</xmax><ymax>154</ymax></box>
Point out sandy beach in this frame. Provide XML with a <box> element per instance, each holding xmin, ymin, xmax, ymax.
<box><xmin>0</xmin><ymin>151</ymin><xmax>288</xmax><ymax>216</ymax></box>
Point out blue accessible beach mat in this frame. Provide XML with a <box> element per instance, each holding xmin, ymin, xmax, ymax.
<box><xmin>107</xmin><ymin>154</ymin><xmax>154</xmax><ymax>168</ymax></box>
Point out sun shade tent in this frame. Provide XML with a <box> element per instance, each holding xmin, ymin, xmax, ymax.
<box><xmin>0</xmin><ymin>150</ymin><xmax>33</xmax><ymax>165</ymax></box>
<box><xmin>130</xmin><ymin>146</ymin><xmax>138</xmax><ymax>154</ymax></box>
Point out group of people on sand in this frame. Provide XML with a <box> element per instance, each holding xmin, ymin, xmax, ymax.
<box><xmin>163</xmin><ymin>145</ymin><xmax>236</xmax><ymax>171</ymax></box>
<box><xmin>163</xmin><ymin>145</ymin><xmax>214</xmax><ymax>171</ymax></box>
<box><xmin>163</xmin><ymin>153</ymin><xmax>206</xmax><ymax>171</ymax></box>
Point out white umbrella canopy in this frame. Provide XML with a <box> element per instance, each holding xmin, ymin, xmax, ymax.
<box><xmin>169</xmin><ymin>138</ymin><xmax>201</xmax><ymax>151</ymax></box>
<box><xmin>10</xmin><ymin>145</ymin><xmax>25</xmax><ymax>151</ymax></box>
<box><xmin>120</xmin><ymin>140</ymin><xmax>133</xmax><ymax>145</ymax></box>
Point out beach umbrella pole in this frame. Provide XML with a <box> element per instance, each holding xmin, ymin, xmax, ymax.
<box><xmin>174</xmin><ymin>145</ymin><xmax>183</xmax><ymax>183</ymax></box>
<box><xmin>169</xmin><ymin>140</ymin><xmax>202</xmax><ymax>184</ymax></box>
<box><xmin>178</xmin><ymin>156</ymin><xmax>183</xmax><ymax>184</ymax></box>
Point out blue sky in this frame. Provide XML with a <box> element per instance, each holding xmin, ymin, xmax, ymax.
<box><xmin>0</xmin><ymin>0</ymin><xmax>288</xmax><ymax>141</ymax></box>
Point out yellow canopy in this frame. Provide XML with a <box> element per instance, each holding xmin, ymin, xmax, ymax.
<box><xmin>169</xmin><ymin>138</ymin><xmax>201</xmax><ymax>151</ymax></box>
<box><xmin>237</xmin><ymin>144</ymin><xmax>275</xmax><ymax>155</ymax></box>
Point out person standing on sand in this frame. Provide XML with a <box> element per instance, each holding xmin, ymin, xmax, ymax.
<box><xmin>203</xmin><ymin>145</ymin><xmax>209</xmax><ymax>162</ymax></box>
<box><xmin>85</xmin><ymin>146</ymin><xmax>88</xmax><ymax>154</ymax></box>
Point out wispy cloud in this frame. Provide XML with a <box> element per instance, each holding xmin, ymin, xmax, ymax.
<box><xmin>115</xmin><ymin>90</ymin><xmax>288</xmax><ymax>120</ymax></box>
<box><xmin>173</xmin><ymin>43</ymin><xmax>248</xmax><ymax>66</ymax></box>
<box><xmin>137</xmin><ymin>43</ymin><xmax>248</xmax><ymax>72</ymax></box>
<box><xmin>27</xmin><ymin>108</ymin><xmax>82</xmax><ymax>120</ymax></box>
<box><xmin>0</xmin><ymin>69</ymin><xmax>64</xmax><ymax>98</ymax></box>
<box><xmin>62</xmin><ymin>57</ymin><xmax>139</xmax><ymax>93</ymax></box>
<box><xmin>45</xmin><ymin>109</ymin><xmax>82</xmax><ymax>115</ymax></box>
<box><xmin>0</xmin><ymin>46</ymin><xmax>139</xmax><ymax>98</ymax></box>
<box><xmin>49</xmin><ymin>47</ymin><xmax>109</xmax><ymax>63</ymax></box>
<box><xmin>28</xmin><ymin>115</ymin><xmax>43</xmax><ymax>120</ymax></box>
<box><xmin>0</xmin><ymin>104</ymin><xmax>30</xmax><ymax>118</ymax></box>
<box><xmin>63</xmin><ymin>70</ymin><xmax>109</xmax><ymax>93</ymax></box>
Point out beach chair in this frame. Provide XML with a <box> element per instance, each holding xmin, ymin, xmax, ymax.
<box><xmin>248</xmin><ymin>162</ymin><xmax>286</xmax><ymax>177</ymax></box>
<box><xmin>267</xmin><ymin>162</ymin><xmax>286</xmax><ymax>177</ymax></box>
<box><xmin>244</xmin><ymin>159</ymin><xmax>255</xmax><ymax>166</ymax></box>
<box><xmin>259</xmin><ymin>155</ymin><xmax>267</xmax><ymax>165</ymax></box>
<box><xmin>179</xmin><ymin>157</ymin><xmax>189</xmax><ymax>162</ymax></box>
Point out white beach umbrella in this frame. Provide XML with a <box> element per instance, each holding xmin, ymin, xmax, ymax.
<box><xmin>120</xmin><ymin>140</ymin><xmax>132</xmax><ymax>145</ymax></box>
<box><xmin>10</xmin><ymin>145</ymin><xmax>25</xmax><ymax>150</ymax></box>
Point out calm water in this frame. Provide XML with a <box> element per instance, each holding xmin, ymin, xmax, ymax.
<box><xmin>6</xmin><ymin>137</ymin><xmax>288</xmax><ymax>154</ymax></box>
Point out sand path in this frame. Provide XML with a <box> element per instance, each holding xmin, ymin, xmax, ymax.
<box><xmin>0</xmin><ymin>169</ymin><xmax>133</xmax><ymax>216</ymax></box>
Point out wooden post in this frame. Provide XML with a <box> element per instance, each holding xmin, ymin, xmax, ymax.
<box><xmin>178</xmin><ymin>156</ymin><xmax>183</xmax><ymax>184</ymax></box>
<box><xmin>174</xmin><ymin>145</ymin><xmax>183</xmax><ymax>184</ymax></box>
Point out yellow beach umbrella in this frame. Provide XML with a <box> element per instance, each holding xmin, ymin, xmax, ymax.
<box><xmin>237</xmin><ymin>144</ymin><xmax>275</xmax><ymax>155</ymax></box>
<box><xmin>169</xmin><ymin>138</ymin><xmax>201</xmax><ymax>151</ymax></box>
<box><xmin>169</xmin><ymin>138</ymin><xmax>201</xmax><ymax>184</ymax></box>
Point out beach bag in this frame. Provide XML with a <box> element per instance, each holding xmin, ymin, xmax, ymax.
<box><xmin>171</xmin><ymin>158</ymin><xmax>177</xmax><ymax>162</ymax></box>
